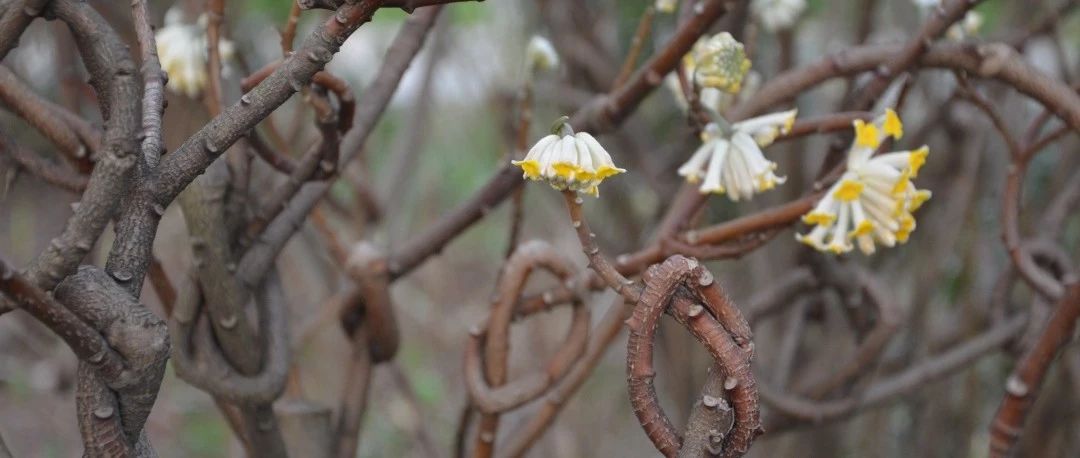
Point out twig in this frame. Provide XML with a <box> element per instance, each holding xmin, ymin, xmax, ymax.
<box><xmin>762</xmin><ymin>313</ymin><xmax>1028</xmax><ymax>432</ymax></box>
<box><xmin>282</xmin><ymin>0</ymin><xmax>303</xmax><ymax>55</ymax></box>
<box><xmin>499</xmin><ymin>297</ymin><xmax>632</xmax><ymax>456</ymax></box>
<box><xmin>0</xmin><ymin>258</ymin><xmax>126</xmax><ymax>381</ymax></box>
<box><xmin>562</xmin><ymin>190</ymin><xmax>642</xmax><ymax>302</ymax></box>
<box><xmin>0</xmin><ymin>131</ymin><xmax>87</xmax><ymax>192</ymax></box>
<box><xmin>851</xmin><ymin>0</ymin><xmax>984</xmax><ymax>109</ymax></box>
<box><xmin>0</xmin><ymin>66</ymin><xmax>93</xmax><ymax>167</ymax></box>
<box><xmin>989</xmin><ymin>282</ymin><xmax>1080</xmax><ymax>457</ymax></box>
<box><xmin>205</xmin><ymin>0</ymin><xmax>227</xmax><ymax>115</ymax></box>
<box><xmin>612</xmin><ymin>6</ymin><xmax>656</xmax><ymax>90</ymax></box>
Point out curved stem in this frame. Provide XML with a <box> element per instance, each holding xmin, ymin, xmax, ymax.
<box><xmin>562</xmin><ymin>190</ymin><xmax>642</xmax><ymax>302</ymax></box>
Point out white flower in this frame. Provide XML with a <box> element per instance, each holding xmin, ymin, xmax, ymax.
<box><xmin>912</xmin><ymin>1</ymin><xmax>982</xmax><ymax>41</ymax></box>
<box><xmin>685</xmin><ymin>33</ymin><xmax>752</xmax><ymax>94</ymax></box>
<box><xmin>946</xmin><ymin>11</ymin><xmax>983</xmax><ymax>41</ymax></box>
<box><xmin>656</xmin><ymin>0</ymin><xmax>678</xmax><ymax>13</ymax></box>
<box><xmin>513</xmin><ymin>120</ymin><xmax>625</xmax><ymax>197</ymax></box>
<box><xmin>155</xmin><ymin>9</ymin><xmax>235</xmax><ymax>98</ymax></box>
<box><xmin>677</xmin><ymin>109</ymin><xmax>795</xmax><ymax>201</ymax></box>
<box><xmin>751</xmin><ymin>0</ymin><xmax>807</xmax><ymax>32</ymax></box>
<box><xmin>796</xmin><ymin>109</ymin><xmax>931</xmax><ymax>255</ymax></box>
<box><xmin>526</xmin><ymin>35</ymin><xmax>559</xmax><ymax>73</ymax></box>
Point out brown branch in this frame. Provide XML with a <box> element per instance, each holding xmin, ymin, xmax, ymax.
<box><xmin>334</xmin><ymin>327</ymin><xmax>374</xmax><ymax>458</ymax></box>
<box><xmin>563</xmin><ymin>190</ymin><xmax>641</xmax><ymax>302</ymax></box>
<box><xmin>105</xmin><ymin>0</ymin><xmax>391</xmax><ymax>298</ymax></box>
<box><xmin>612</xmin><ymin>5</ymin><xmax>656</xmax><ymax>90</ymax></box>
<box><xmin>169</xmin><ymin>270</ymin><xmax>290</xmax><ymax>404</ymax></box>
<box><xmin>131</xmin><ymin>0</ymin><xmax>166</xmax><ymax>171</ymax></box>
<box><xmin>1</xmin><ymin>0</ymin><xmax>140</xmax><ymax>315</ymax></box>
<box><xmin>55</xmin><ymin>266</ymin><xmax>170</xmax><ymax>452</ymax></box>
<box><xmin>340</xmin><ymin>242</ymin><xmax>400</xmax><ymax>362</ymax></box>
<box><xmin>246</xmin><ymin>129</ymin><xmax>299</xmax><ymax>174</ymax></box>
<box><xmin>762</xmin><ymin>313</ymin><xmax>1028</xmax><ymax>432</ymax></box>
<box><xmin>0</xmin><ymin>0</ymin><xmax>48</xmax><ymax>61</ymax></box>
<box><xmin>850</xmin><ymin>0</ymin><xmax>983</xmax><ymax>109</ymax></box>
<box><xmin>299</xmin><ymin>0</ymin><xmax>477</xmax><ymax>10</ymax></box>
<box><xmin>0</xmin><ymin>258</ymin><xmax>126</xmax><ymax>382</ymax></box>
<box><xmin>205</xmin><ymin>0</ymin><xmax>227</xmax><ymax>115</ymax></box>
<box><xmin>282</xmin><ymin>0</ymin><xmax>302</xmax><ymax>55</ymax></box>
<box><xmin>0</xmin><ymin>65</ymin><xmax>93</xmax><ymax>168</ymax></box>
<box><xmin>626</xmin><ymin>256</ymin><xmax>759</xmax><ymax>457</ymax></box>
<box><xmin>795</xmin><ymin>270</ymin><xmax>902</xmax><ymax>398</ymax></box>
<box><xmin>499</xmin><ymin>297</ymin><xmax>632</xmax><ymax>456</ymax></box>
<box><xmin>0</xmin><ymin>130</ymin><xmax>87</xmax><ymax>192</ymax></box>
<box><xmin>990</xmin><ymin>282</ymin><xmax>1080</xmax><ymax>457</ymax></box>
<box><xmin>465</xmin><ymin>241</ymin><xmax>588</xmax><ymax>457</ymax></box>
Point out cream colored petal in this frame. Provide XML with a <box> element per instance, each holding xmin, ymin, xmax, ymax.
<box><xmin>700</xmin><ymin>138</ymin><xmax>729</xmax><ymax>193</ymax></box>
<box><xmin>678</xmin><ymin>141</ymin><xmax>715</xmax><ymax>181</ymax></box>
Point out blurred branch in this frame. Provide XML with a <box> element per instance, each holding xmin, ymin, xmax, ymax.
<box><xmin>0</xmin><ymin>65</ymin><xmax>94</xmax><ymax>168</ymax></box>
<box><xmin>991</xmin><ymin>282</ymin><xmax>1080</xmax><ymax>457</ymax></box>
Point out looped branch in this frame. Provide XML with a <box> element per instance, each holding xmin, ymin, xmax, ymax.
<box><xmin>464</xmin><ymin>240</ymin><xmax>591</xmax><ymax>457</ymax></box>
<box><xmin>464</xmin><ymin>241</ymin><xmax>590</xmax><ymax>414</ymax></box>
<box><xmin>170</xmin><ymin>270</ymin><xmax>290</xmax><ymax>404</ymax></box>
<box><xmin>627</xmin><ymin>255</ymin><xmax>760</xmax><ymax>457</ymax></box>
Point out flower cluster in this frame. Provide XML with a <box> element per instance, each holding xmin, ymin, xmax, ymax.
<box><xmin>513</xmin><ymin>118</ymin><xmax>625</xmax><ymax>197</ymax></box>
<box><xmin>677</xmin><ymin>109</ymin><xmax>796</xmax><ymax>200</ymax></box>
<box><xmin>796</xmin><ymin>109</ymin><xmax>931</xmax><ymax>255</ymax></box>
<box><xmin>685</xmin><ymin>33</ymin><xmax>752</xmax><ymax>94</ymax></box>
<box><xmin>155</xmin><ymin>8</ymin><xmax>235</xmax><ymax>98</ymax></box>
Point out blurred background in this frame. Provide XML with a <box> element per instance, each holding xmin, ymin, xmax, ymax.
<box><xmin>1</xmin><ymin>0</ymin><xmax>1078</xmax><ymax>456</ymax></box>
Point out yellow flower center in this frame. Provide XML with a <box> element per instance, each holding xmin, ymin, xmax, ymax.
<box><xmin>854</xmin><ymin>120</ymin><xmax>880</xmax><ymax>149</ymax></box>
<box><xmin>802</xmin><ymin>211</ymin><xmax>836</xmax><ymax>226</ymax></box>
<box><xmin>834</xmin><ymin>179</ymin><xmax>865</xmax><ymax>202</ymax></box>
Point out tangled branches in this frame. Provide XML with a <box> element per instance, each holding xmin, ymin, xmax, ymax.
<box><xmin>0</xmin><ymin>0</ymin><xmax>1078</xmax><ymax>456</ymax></box>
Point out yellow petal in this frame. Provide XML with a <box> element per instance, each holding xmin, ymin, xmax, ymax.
<box><xmin>512</xmin><ymin>159</ymin><xmax>541</xmax><ymax>179</ymax></box>
<box><xmin>802</xmin><ymin>211</ymin><xmax>836</xmax><ymax>226</ymax></box>
<box><xmin>854</xmin><ymin>120</ymin><xmax>880</xmax><ymax>149</ymax></box>
<box><xmin>908</xmin><ymin>145</ymin><xmax>929</xmax><ymax>177</ymax></box>
<box><xmin>834</xmin><ymin>179</ymin><xmax>865</xmax><ymax>202</ymax></box>
<box><xmin>883</xmin><ymin>108</ymin><xmax>903</xmax><ymax>139</ymax></box>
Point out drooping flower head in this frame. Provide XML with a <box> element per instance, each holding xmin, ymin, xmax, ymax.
<box><xmin>677</xmin><ymin>109</ymin><xmax>796</xmax><ymax>201</ymax></box>
<box><xmin>685</xmin><ymin>32</ymin><xmax>752</xmax><ymax>94</ymax></box>
<box><xmin>797</xmin><ymin>109</ymin><xmax>931</xmax><ymax>255</ymax></box>
<box><xmin>751</xmin><ymin>0</ymin><xmax>807</xmax><ymax>32</ymax></box>
<box><xmin>513</xmin><ymin>117</ymin><xmax>625</xmax><ymax>197</ymax></box>
<box><xmin>155</xmin><ymin>8</ymin><xmax>235</xmax><ymax>98</ymax></box>
<box><xmin>525</xmin><ymin>35</ymin><xmax>560</xmax><ymax>73</ymax></box>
